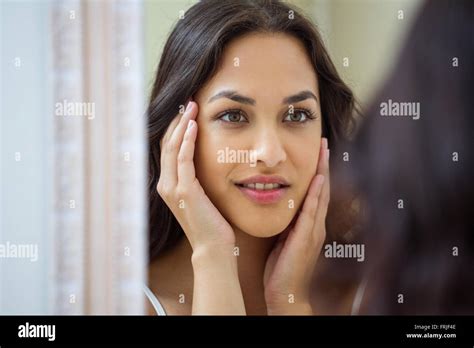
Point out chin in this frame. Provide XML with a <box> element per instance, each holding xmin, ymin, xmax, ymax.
<box><xmin>229</xmin><ymin>210</ymin><xmax>294</xmax><ymax>238</ymax></box>
<box><xmin>203</xmin><ymin>183</ymin><xmax>302</xmax><ymax>238</ymax></box>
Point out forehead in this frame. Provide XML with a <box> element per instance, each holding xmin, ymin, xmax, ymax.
<box><xmin>197</xmin><ymin>33</ymin><xmax>319</xmax><ymax>103</ymax></box>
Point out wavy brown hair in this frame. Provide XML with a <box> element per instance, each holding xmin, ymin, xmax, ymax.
<box><xmin>351</xmin><ymin>0</ymin><xmax>474</xmax><ymax>314</ymax></box>
<box><xmin>147</xmin><ymin>0</ymin><xmax>359</xmax><ymax>261</ymax></box>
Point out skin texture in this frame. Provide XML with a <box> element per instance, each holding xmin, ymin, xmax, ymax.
<box><xmin>194</xmin><ymin>32</ymin><xmax>322</xmax><ymax>238</ymax></box>
<box><xmin>150</xmin><ymin>33</ymin><xmax>330</xmax><ymax>315</ymax></box>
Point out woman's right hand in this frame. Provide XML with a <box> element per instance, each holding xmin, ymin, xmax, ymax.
<box><xmin>157</xmin><ymin>101</ymin><xmax>246</xmax><ymax>315</ymax></box>
<box><xmin>157</xmin><ymin>101</ymin><xmax>235</xmax><ymax>254</ymax></box>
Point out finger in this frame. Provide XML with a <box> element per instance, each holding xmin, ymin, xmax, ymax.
<box><xmin>160</xmin><ymin>112</ymin><xmax>180</xmax><ymax>150</ymax></box>
<box><xmin>157</xmin><ymin>114</ymin><xmax>181</xmax><ymax>194</ymax></box>
<box><xmin>316</xmin><ymin>137</ymin><xmax>328</xmax><ymax>176</ymax></box>
<box><xmin>290</xmin><ymin>174</ymin><xmax>325</xmax><ymax>244</ymax></box>
<box><xmin>160</xmin><ymin>102</ymin><xmax>197</xmax><ymax>187</ymax></box>
<box><xmin>298</xmin><ymin>138</ymin><xmax>328</xmax><ymax>226</ymax></box>
<box><xmin>168</xmin><ymin>102</ymin><xmax>197</xmax><ymax>152</ymax></box>
<box><xmin>177</xmin><ymin>119</ymin><xmax>198</xmax><ymax>188</ymax></box>
<box><xmin>313</xmin><ymin>138</ymin><xmax>330</xmax><ymax>237</ymax></box>
<box><xmin>268</xmin><ymin>174</ymin><xmax>324</xmax><ymax>278</ymax></box>
<box><xmin>159</xmin><ymin>98</ymin><xmax>193</xmax><ymax>149</ymax></box>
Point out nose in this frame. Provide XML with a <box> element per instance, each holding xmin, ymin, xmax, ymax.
<box><xmin>252</xmin><ymin>126</ymin><xmax>287</xmax><ymax>168</ymax></box>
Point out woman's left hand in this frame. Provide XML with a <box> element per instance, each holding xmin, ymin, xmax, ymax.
<box><xmin>263</xmin><ymin>138</ymin><xmax>330</xmax><ymax>315</ymax></box>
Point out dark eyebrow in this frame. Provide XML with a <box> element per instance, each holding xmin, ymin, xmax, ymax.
<box><xmin>207</xmin><ymin>89</ymin><xmax>318</xmax><ymax>105</ymax></box>
<box><xmin>282</xmin><ymin>90</ymin><xmax>318</xmax><ymax>104</ymax></box>
<box><xmin>208</xmin><ymin>90</ymin><xmax>256</xmax><ymax>105</ymax></box>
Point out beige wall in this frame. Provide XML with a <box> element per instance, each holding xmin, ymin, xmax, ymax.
<box><xmin>299</xmin><ymin>0</ymin><xmax>424</xmax><ymax>105</ymax></box>
<box><xmin>144</xmin><ymin>0</ymin><xmax>424</xmax><ymax>106</ymax></box>
<box><xmin>144</xmin><ymin>0</ymin><xmax>198</xmax><ymax>97</ymax></box>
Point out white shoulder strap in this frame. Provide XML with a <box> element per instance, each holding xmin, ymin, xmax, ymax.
<box><xmin>351</xmin><ymin>276</ymin><xmax>368</xmax><ymax>315</ymax></box>
<box><xmin>143</xmin><ymin>285</ymin><xmax>167</xmax><ymax>316</ymax></box>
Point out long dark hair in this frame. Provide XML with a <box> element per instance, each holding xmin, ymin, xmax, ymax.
<box><xmin>347</xmin><ymin>0</ymin><xmax>474</xmax><ymax>314</ymax></box>
<box><xmin>147</xmin><ymin>0</ymin><xmax>359</xmax><ymax>261</ymax></box>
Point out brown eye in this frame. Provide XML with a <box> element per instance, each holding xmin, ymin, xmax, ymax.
<box><xmin>219</xmin><ymin>110</ymin><xmax>248</xmax><ymax>123</ymax></box>
<box><xmin>283</xmin><ymin>109</ymin><xmax>315</xmax><ymax>123</ymax></box>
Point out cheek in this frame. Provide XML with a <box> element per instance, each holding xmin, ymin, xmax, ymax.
<box><xmin>292</xmin><ymin>142</ymin><xmax>319</xmax><ymax>172</ymax></box>
<box><xmin>289</xmin><ymin>127</ymin><xmax>320</xmax><ymax>164</ymax></box>
<box><xmin>194</xmin><ymin>123</ymin><xmax>234</xmax><ymax>195</ymax></box>
<box><xmin>287</xmin><ymin>134</ymin><xmax>320</xmax><ymax>198</ymax></box>
<box><xmin>286</xmin><ymin>114</ymin><xmax>322</xmax><ymax>171</ymax></box>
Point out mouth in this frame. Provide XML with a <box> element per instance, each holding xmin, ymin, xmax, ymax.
<box><xmin>234</xmin><ymin>175</ymin><xmax>290</xmax><ymax>204</ymax></box>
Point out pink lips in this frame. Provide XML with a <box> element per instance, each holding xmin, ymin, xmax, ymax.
<box><xmin>234</xmin><ymin>175</ymin><xmax>290</xmax><ymax>204</ymax></box>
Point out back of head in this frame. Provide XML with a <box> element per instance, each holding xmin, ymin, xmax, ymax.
<box><xmin>350</xmin><ymin>0</ymin><xmax>474</xmax><ymax>314</ymax></box>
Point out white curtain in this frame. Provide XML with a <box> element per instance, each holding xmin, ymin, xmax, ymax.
<box><xmin>1</xmin><ymin>0</ymin><xmax>147</xmax><ymax>315</ymax></box>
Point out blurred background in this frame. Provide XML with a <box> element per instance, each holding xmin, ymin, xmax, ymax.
<box><xmin>1</xmin><ymin>0</ymin><xmax>423</xmax><ymax>314</ymax></box>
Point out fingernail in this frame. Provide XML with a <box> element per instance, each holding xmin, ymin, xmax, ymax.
<box><xmin>187</xmin><ymin>120</ymin><xmax>194</xmax><ymax>130</ymax></box>
<box><xmin>327</xmin><ymin>149</ymin><xmax>330</xmax><ymax>160</ymax></box>
<box><xmin>322</xmin><ymin>137</ymin><xmax>328</xmax><ymax>149</ymax></box>
<box><xmin>185</xmin><ymin>101</ymin><xmax>193</xmax><ymax>113</ymax></box>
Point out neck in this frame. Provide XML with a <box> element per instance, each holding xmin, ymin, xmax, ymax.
<box><xmin>150</xmin><ymin>228</ymin><xmax>278</xmax><ymax>315</ymax></box>
<box><xmin>233</xmin><ymin>226</ymin><xmax>278</xmax><ymax>315</ymax></box>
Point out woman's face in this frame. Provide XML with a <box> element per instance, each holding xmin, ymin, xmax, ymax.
<box><xmin>194</xmin><ymin>33</ymin><xmax>322</xmax><ymax>238</ymax></box>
